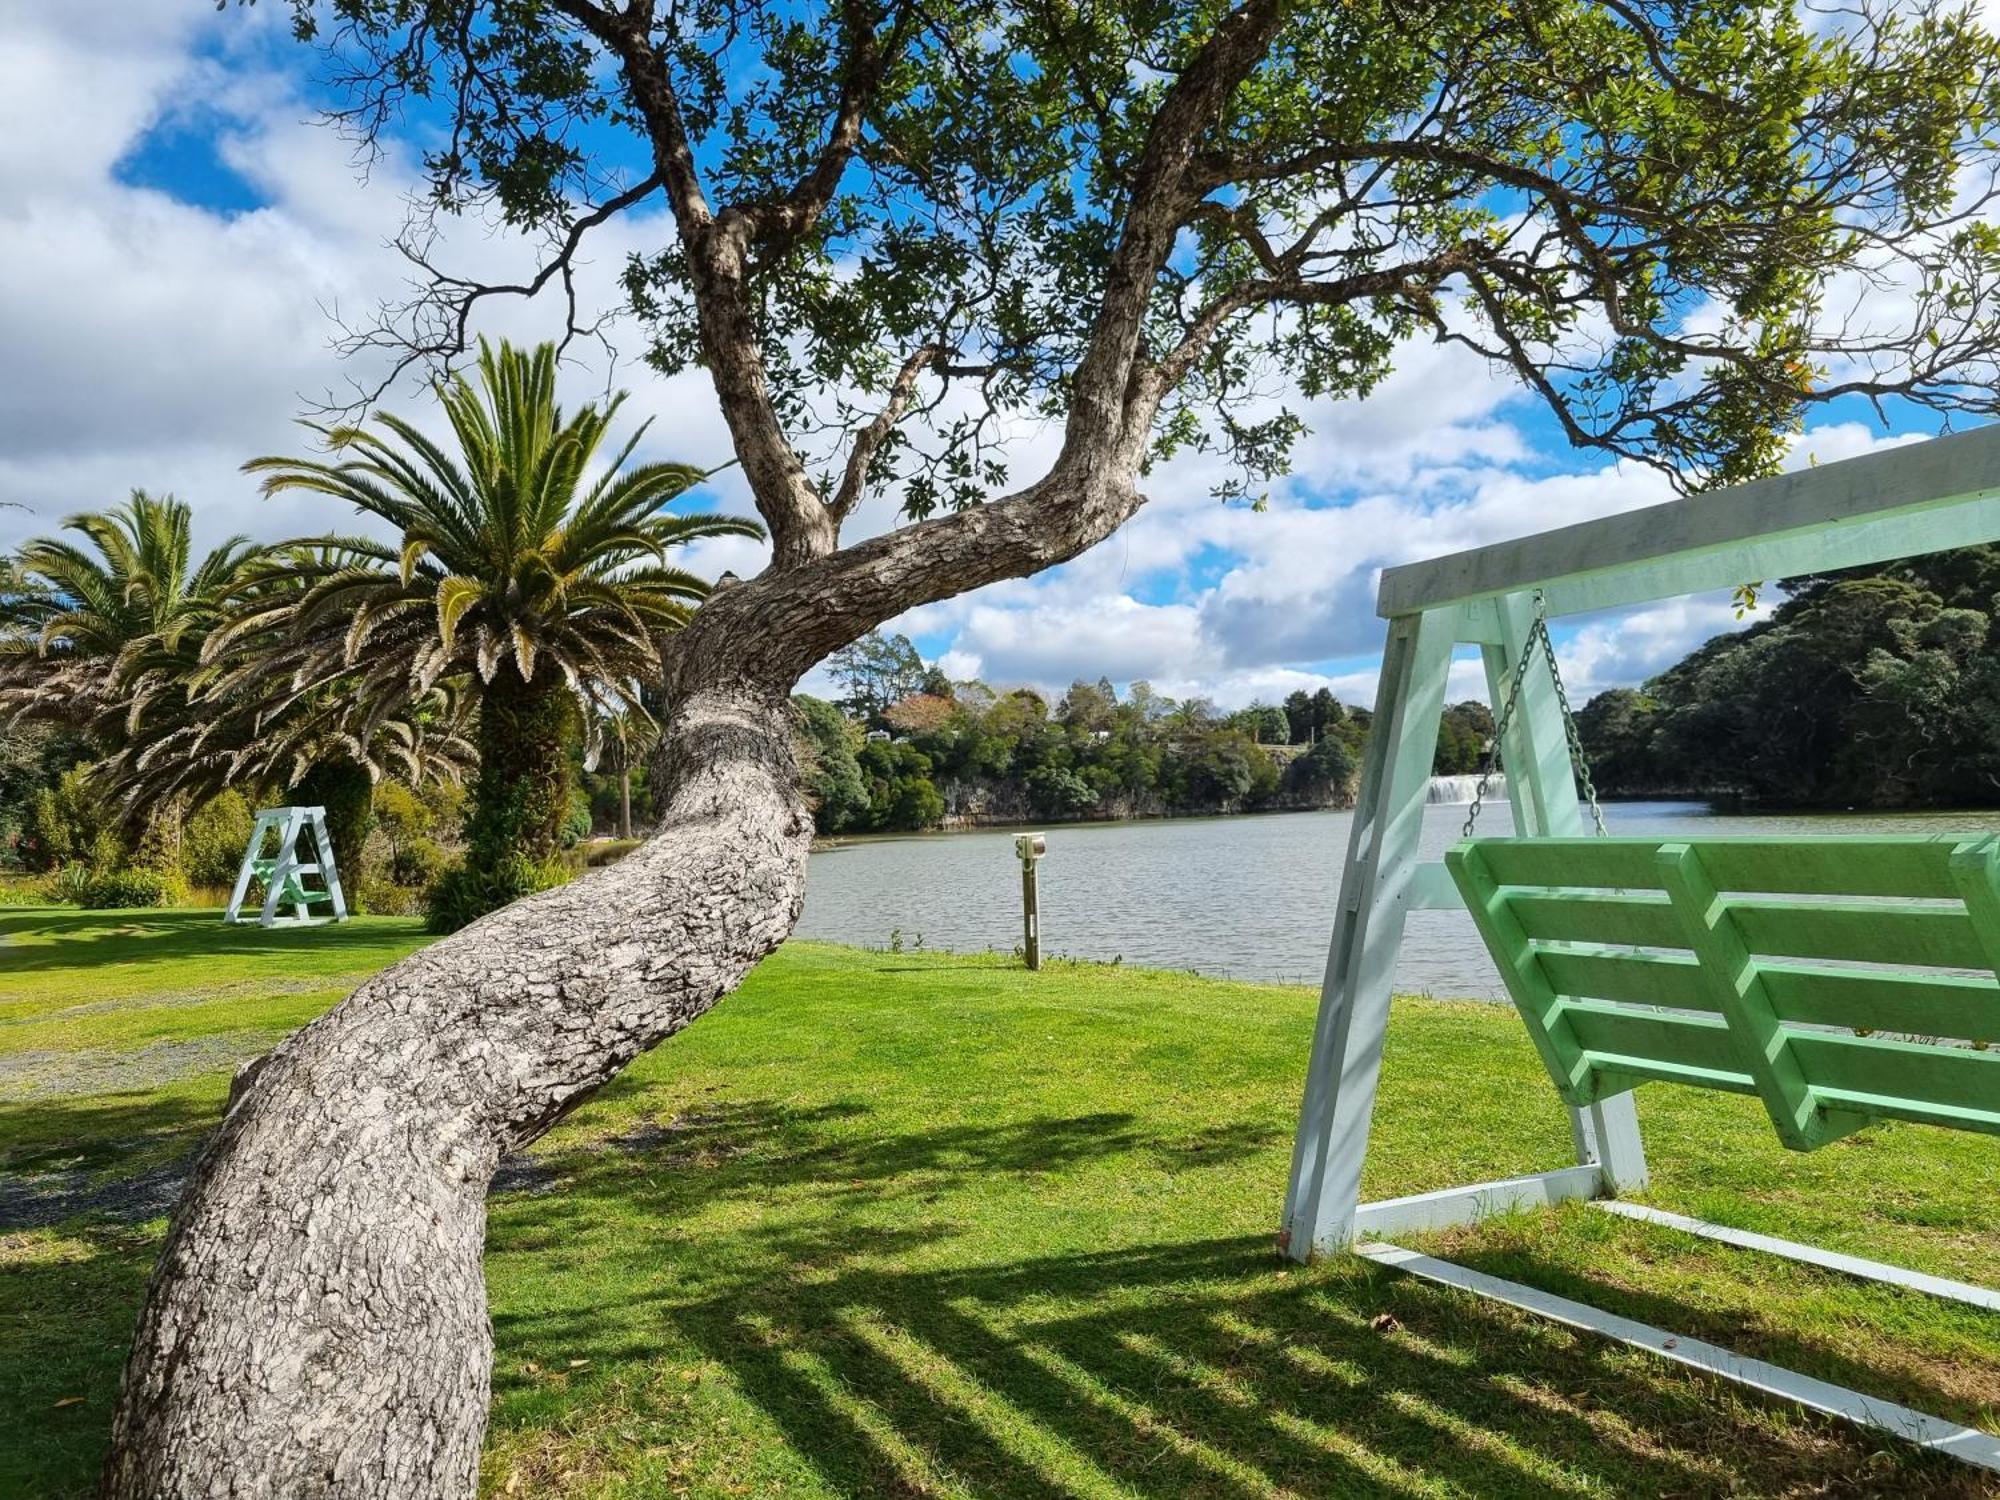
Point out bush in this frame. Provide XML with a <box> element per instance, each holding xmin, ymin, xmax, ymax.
<box><xmin>21</xmin><ymin>764</ymin><xmax>124</xmax><ymax>874</ymax></box>
<box><xmin>76</xmin><ymin>867</ymin><xmax>186</xmax><ymax>909</ymax></box>
<box><xmin>1283</xmin><ymin>735</ymin><xmax>1358</xmax><ymax>805</ymax></box>
<box><xmin>424</xmin><ymin>853</ymin><xmax>571</xmax><ymax>934</ymax></box>
<box><xmin>38</xmin><ymin>864</ymin><xmax>93</xmax><ymax>905</ymax></box>
<box><xmin>390</xmin><ymin>834</ymin><xmax>448</xmax><ymax>888</ymax></box>
<box><xmin>561</xmin><ymin>788</ymin><xmax>593</xmax><ymax>849</ymax></box>
<box><xmin>0</xmin><ymin>874</ymin><xmax>52</xmax><ymax>907</ymax></box>
<box><xmin>183</xmin><ymin>791</ymin><xmax>256</xmax><ymax>888</ymax></box>
<box><xmin>356</xmin><ymin>876</ymin><xmax>426</xmax><ymax>917</ymax></box>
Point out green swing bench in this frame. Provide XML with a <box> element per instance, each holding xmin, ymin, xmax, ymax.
<box><xmin>1448</xmin><ymin>833</ymin><xmax>2000</xmax><ymax>1150</ymax></box>
<box><xmin>1281</xmin><ymin>425</ymin><xmax>2000</xmax><ymax>1475</ymax></box>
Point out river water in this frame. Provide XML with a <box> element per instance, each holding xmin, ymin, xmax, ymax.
<box><xmin>797</xmin><ymin>797</ymin><xmax>2000</xmax><ymax>997</ymax></box>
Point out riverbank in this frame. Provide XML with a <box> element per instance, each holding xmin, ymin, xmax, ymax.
<box><xmin>4</xmin><ymin>908</ymin><xmax>1997</xmax><ymax>1496</ymax></box>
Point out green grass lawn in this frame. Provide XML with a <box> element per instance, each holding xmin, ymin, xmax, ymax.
<box><xmin>3</xmin><ymin>906</ymin><xmax>1997</xmax><ymax>1498</ymax></box>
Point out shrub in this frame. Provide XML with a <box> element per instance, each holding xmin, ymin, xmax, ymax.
<box><xmin>76</xmin><ymin>867</ymin><xmax>187</xmax><ymax>909</ymax></box>
<box><xmin>424</xmin><ymin>853</ymin><xmax>571</xmax><ymax>934</ymax></box>
<box><xmin>356</xmin><ymin>876</ymin><xmax>426</xmax><ymax>917</ymax></box>
<box><xmin>21</xmin><ymin>764</ymin><xmax>124</xmax><ymax>874</ymax></box>
<box><xmin>1283</xmin><ymin>735</ymin><xmax>1358</xmax><ymax>805</ymax></box>
<box><xmin>390</xmin><ymin>834</ymin><xmax>448</xmax><ymax>888</ymax></box>
<box><xmin>0</xmin><ymin>874</ymin><xmax>52</xmax><ymax>907</ymax></box>
<box><xmin>561</xmin><ymin>788</ymin><xmax>593</xmax><ymax>848</ymax></box>
<box><xmin>38</xmin><ymin>864</ymin><xmax>93</xmax><ymax>905</ymax></box>
<box><xmin>183</xmin><ymin>791</ymin><xmax>256</xmax><ymax>888</ymax></box>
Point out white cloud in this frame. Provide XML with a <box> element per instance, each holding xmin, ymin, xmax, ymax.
<box><xmin>0</xmin><ymin>6</ymin><xmax>742</xmax><ymax>560</ymax></box>
<box><xmin>0</xmin><ymin>4</ymin><xmax>1977</xmax><ymax>731</ymax></box>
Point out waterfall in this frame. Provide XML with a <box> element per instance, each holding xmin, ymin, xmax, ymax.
<box><xmin>1426</xmin><ymin>773</ymin><xmax>1499</xmax><ymax>805</ymax></box>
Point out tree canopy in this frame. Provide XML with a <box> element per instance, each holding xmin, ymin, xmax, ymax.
<box><xmin>305</xmin><ymin>0</ymin><xmax>2000</xmax><ymax>525</ymax></box>
<box><xmin>1578</xmin><ymin>546</ymin><xmax>2000</xmax><ymax>808</ymax></box>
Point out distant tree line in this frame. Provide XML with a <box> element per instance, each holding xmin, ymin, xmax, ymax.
<box><xmin>792</xmin><ymin>632</ymin><xmax>1502</xmax><ymax>834</ymax></box>
<box><xmin>1576</xmin><ymin>547</ymin><xmax>2000</xmax><ymax>809</ymax></box>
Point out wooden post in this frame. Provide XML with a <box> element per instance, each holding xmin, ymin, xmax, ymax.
<box><xmin>1281</xmin><ymin>607</ymin><xmax>1456</xmax><ymax>1258</ymax></box>
<box><xmin>1015</xmin><ymin>832</ymin><xmax>1046</xmax><ymax>969</ymax></box>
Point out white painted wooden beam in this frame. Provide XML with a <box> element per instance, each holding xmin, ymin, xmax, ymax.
<box><xmin>1377</xmin><ymin>425</ymin><xmax>2000</xmax><ymax>620</ymax></box>
<box><xmin>1355</xmin><ymin>1241</ymin><xmax>2000</xmax><ymax>1473</ymax></box>
<box><xmin>1351</xmin><ymin>1165</ymin><xmax>1603</xmax><ymax>1238</ymax></box>
<box><xmin>1593</xmin><ymin>1202</ymin><xmax>2000</xmax><ymax>1312</ymax></box>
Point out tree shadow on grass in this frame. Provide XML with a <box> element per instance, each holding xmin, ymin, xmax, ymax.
<box><xmin>0</xmin><ymin>908</ymin><xmax>420</xmax><ymax>973</ymax></box>
<box><xmin>7</xmin><ymin>1089</ymin><xmax>1989</xmax><ymax>1500</ymax></box>
<box><xmin>488</xmin><ymin>1103</ymin><xmax>1995</xmax><ymax>1500</ymax></box>
<box><xmin>0</xmin><ymin>1221</ymin><xmax>157</xmax><ymax>1500</ymax></box>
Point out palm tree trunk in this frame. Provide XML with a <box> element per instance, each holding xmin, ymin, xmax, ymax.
<box><xmin>619</xmin><ymin>764</ymin><xmax>633</xmax><ymax>840</ymax></box>
<box><xmin>100</xmin><ymin>682</ymin><xmax>809</xmax><ymax>1499</ymax></box>
<box><xmin>470</xmin><ymin>663</ymin><xmax>578</xmax><ymax>865</ymax></box>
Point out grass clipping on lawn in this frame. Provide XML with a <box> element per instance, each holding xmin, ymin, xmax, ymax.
<box><xmin>1</xmin><ymin>907</ymin><xmax>1997</xmax><ymax>1499</ymax></box>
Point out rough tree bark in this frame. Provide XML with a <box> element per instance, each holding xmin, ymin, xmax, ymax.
<box><xmin>101</xmin><ymin>682</ymin><xmax>811</xmax><ymax>1496</ymax></box>
<box><xmin>101</xmin><ymin>1</ymin><xmax>1287</xmax><ymax>1493</ymax></box>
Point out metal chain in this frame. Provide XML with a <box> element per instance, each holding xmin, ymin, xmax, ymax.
<box><xmin>1462</xmin><ymin>592</ymin><xmax>1608</xmax><ymax>838</ymax></box>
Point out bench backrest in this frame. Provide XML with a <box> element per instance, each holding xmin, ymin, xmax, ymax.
<box><xmin>1445</xmin><ymin>836</ymin><xmax>2000</xmax><ymax>1148</ymax></box>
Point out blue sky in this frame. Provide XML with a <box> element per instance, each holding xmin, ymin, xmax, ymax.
<box><xmin>0</xmin><ymin>4</ymin><xmax>1966</xmax><ymax>713</ymax></box>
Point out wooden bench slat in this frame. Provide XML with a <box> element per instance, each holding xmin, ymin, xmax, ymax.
<box><xmin>1790</xmin><ymin>1031</ymin><xmax>2000</xmax><ymax>1123</ymax></box>
<box><xmin>1729</xmin><ymin>900</ymin><xmax>1990</xmax><ymax>971</ymax></box>
<box><xmin>1467</xmin><ymin>836</ymin><xmax>1972</xmax><ymax>899</ymax></box>
<box><xmin>1449</xmin><ymin>833</ymin><xmax>2000</xmax><ymax>1147</ymax></box>
<box><xmin>1558</xmin><ymin>1001</ymin><xmax>1753</xmax><ymax>1088</ymax></box>
<box><xmin>1509</xmin><ymin>891</ymin><xmax>1683</xmax><ymax>949</ymax></box>
<box><xmin>1759</xmin><ymin>965</ymin><xmax>2000</xmax><ymax>1041</ymax></box>
<box><xmin>1533</xmin><ymin>946</ymin><xmax>1715</xmax><ymax>1012</ymax></box>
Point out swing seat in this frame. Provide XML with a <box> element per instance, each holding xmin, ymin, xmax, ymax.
<box><xmin>247</xmin><ymin>859</ymin><xmax>329</xmax><ymax>907</ymax></box>
<box><xmin>1446</xmin><ymin>834</ymin><xmax>2000</xmax><ymax>1149</ymax></box>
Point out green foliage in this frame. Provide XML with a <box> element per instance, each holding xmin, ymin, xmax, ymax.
<box><xmin>239</xmin><ymin>339</ymin><xmax>759</xmax><ymax>727</ymax></box>
<box><xmin>857</xmin><ymin>739</ymin><xmax>946</xmax><ymax>832</ymax></box>
<box><xmin>1284</xmin><ymin>735</ymin><xmax>1358</xmax><ymax>804</ymax></box>
<box><xmin>182</xmin><ymin>791</ymin><xmax>256</xmax><ymax>888</ymax></box>
<box><xmin>1434</xmin><ymin>701</ymin><xmax>1497</xmax><ymax>776</ymax></box>
<box><xmin>75</xmin><ymin>866</ymin><xmax>186</xmax><ymax>910</ymax></box>
<box><xmin>236</xmin><ymin>339</ymin><xmax>757</xmax><ymax>903</ymax></box>
<box><xmin>561</xmin><ymin>788</ymin><xmax>593</xmax><ymax>850</ymax></box>
<box><xmin>0</xmin><ymin>492</ymin><xmax>270</xmax><ymax>757</ymax></box>
<box><xmin>1578</xmin><ymin>546</ymin><xmax>2000</xmax><ymax>808</ymax></box>
<box><xmin>793</xmin><ymin>695</ymin><xmax>871</xmax><ymax>834</ymax></box>
<box><xmin>0</xmin><ymin>724</ymin><xmax>92</xmax><ymax>869</ymax></box>
<box><xmin>424</xmin><ymin>852</ymin><xmax>571</xmax><ymax>935</ymax></box>
<box><xmin>20</xmin><ymin>763</ymin><xmax>123</xmax><ymax>874</ymax></box>
<box><xmin>356</xmin><ymin>875</ymin><xmax>428</xmax><ymax>918</ymax></box>
<box><xmin>827</xmin><ymin>632</ymin><xmax>932</xmax><ymax>725</ymax></box>
<box><xmin>1228</xmin><ymin>703</ymin><xmax>1290</xmax><ymax>745</ymax></box>
<box><xmin>290</xmin><ymin>758</ymin><xmax>375</xmax><ymax>876</ymax></box>
<box><xmin>391</xmin><ymin>835</ymin><xmax>448</xmax><ymax>890</ymax></box>
<box><xmin>802</xmin><ymin>660</ymin><xmax>1363</xmax><ymax>834</ymax></box>
<box><xmin>280</xmin><ymin>1</ymin><xmax>2000</xmax><ymax>514</ymax></box>
<box><xmin>1025</xmin><ymin>764</ymin><xmax>1098</xmax><ymax>818</ymax></box>
<box><xmin>1282</xmin><ymin>689</ymin><xmax>1345</xmax><ymax>746</ymax></box>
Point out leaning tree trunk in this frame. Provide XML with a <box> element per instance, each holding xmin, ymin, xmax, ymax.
<box><xmin>100</xmin><ymin>681</ymin><xmax>812</xmax><ymax>1499</ymax></box>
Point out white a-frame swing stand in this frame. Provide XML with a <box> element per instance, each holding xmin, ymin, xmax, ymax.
<box><xmin>223</xmin><ymin>805</ymin><xmax>350</xmax><ymax>928</ymax></box>
<box><xmin>1281</xmin><ymin>424</ymin><xmax>2000</xmax><ymax>1474</ymax></box>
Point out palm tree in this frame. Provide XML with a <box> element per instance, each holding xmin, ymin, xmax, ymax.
<box><xmin>236</xmin><ymin>339</ymin><xmax>762</xmax><ymax>925</ymax></box>
<box><xmin>0</xmin><ymin>492</ymin><xmax>267</xmax><ymax>744</ymax></box>
<box><xmin>0</xmin><ymin>494</ymin><xmax>279</xmax><ymax>868</ymax></box>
